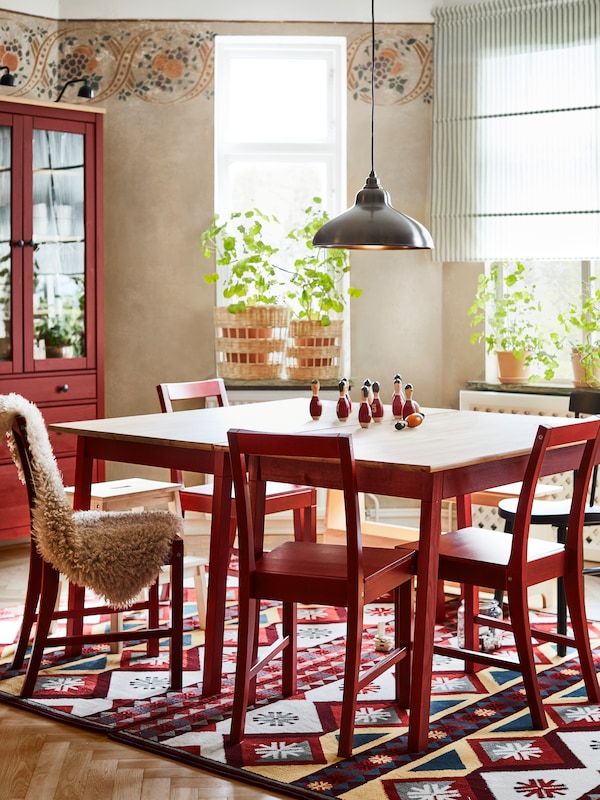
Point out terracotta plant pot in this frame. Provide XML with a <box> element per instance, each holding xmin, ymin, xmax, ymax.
<box><xmin>571</xmin><ymin>348</ymin><xmax>600</xmax><ymax>388</ymax></box>
<box><xmin>496</xmin><ymin>350</ymin><xmax>531</xmax><ymax>384</ymax></box>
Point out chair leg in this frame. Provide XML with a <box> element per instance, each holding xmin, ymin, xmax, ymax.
<box><xmin>193</xmin><ymin>563</ymin><xmax>208</xmax><ymax>630</ymax></box>
<box><xmin>293</xmin><ymin>501</ymin><xmax>317</xmax><ymax>543</ymax></box>
<box><xmin>556</xmin><ymin>525</ymin><xmax>568</xmax><ymax>656</ymax></box>
<box><xmin>169</xmin><ymin>537</ymin><xmax>184</xmax><ymax>692</ymax></box>
<box><xmin>563</xmin><ymin>566</ymin><xmax>600</xmax><ymax>703</ymax></box>
<box><xmin>20</xmin><ymin>563</ymin><xmax>61</xmax><ymax>697</ymax></box>
<box><xmin>12</xmin><ymin>545</ymin><xmax>43</xmax><ymax>670</ymax></box>
<box><xmin>338</xmin><ymin>598</ymin><xmax>364</xmax><ymax>759</ymax></box>
<box><xmin>281</xmin><ymin>601</ymin><xmax>297</xmax><ymax>696</ymax></box>
<box><xmin>229</xmin><ymin>596</ymin><xmax>260</xmax><ymax>744</ymax></box>
<box><xmin>507</xmin><ymin>583</ymin><xmax>547</xmax><ymax>729</ymax></box>
<box><xmin>395</xmin><ymin>581</ymin><xmax>413</xmax><ymax>708</ymax></box>
<box><xmin>146</xmin><ymin>580</ymin><xmax>160</xmax><ymax>659</ymax></box>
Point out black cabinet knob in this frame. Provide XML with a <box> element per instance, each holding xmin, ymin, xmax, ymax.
<box><xmin>15</xmin><ymin>239</ymin><xmax>24</xmax><ymax>247</ymax></box>
<box><xmin>59</xmin><ymin>384</ymin><xmax>69</xmax><ymax>393</ymax></box>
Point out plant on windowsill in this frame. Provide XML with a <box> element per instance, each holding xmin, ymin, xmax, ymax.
<box><xmin>201</xmin><ymin>209</ymin><xmax>289</xmax><ymax>380</ymax></box>
<box><xmin>468</xmin><ymin>260</ymin><xmax>559</xmax><ymax>383</ymax></box>
<box><xmin>556</xmin><ymin>277</ymin><xmax>600</xmax><ymax>387</ymax></box>
<box><xmin>283</xmin><ymin>197</ymin><xmax>362</xmax><ymax>381</ymax></box>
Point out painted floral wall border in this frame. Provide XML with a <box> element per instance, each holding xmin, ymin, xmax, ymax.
<box><xmin>0</xmin><ymin>18</ymin><xmax>432</xmax><ymax>106</ymax></box>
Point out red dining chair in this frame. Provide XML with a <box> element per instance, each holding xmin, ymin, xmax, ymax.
<box><xmin>156</xmin><ymin>380</ymin><xmax>318</xmax><ymax>548</ymax></box>
<box><xmin>227</xmin><ymin>428</ymin><xmax>416</xmax><ymax>758</ymax></box>
<box><xmin>410</xmin><ymin>418</ymin><xmax>600</xmax><ymax>729</ymax></box>
<box><xmin>0</xmin><ymin>394</ymin><xmax>184</xmax><ymax>697</ymax></box>
<box><xmin>497</xmin><ymin>389</ymin><xmax>600</xmax><ymax>654</ymax></box>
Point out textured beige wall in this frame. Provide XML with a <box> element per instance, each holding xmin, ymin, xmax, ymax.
<box><xmin>0</xmin><ymin>11</ymin><xmax>475</xmax><ymax>430</ymax></box>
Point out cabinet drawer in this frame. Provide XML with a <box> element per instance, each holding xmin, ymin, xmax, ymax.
<box><xmin>0</xmin><ymin>373</ymin><xmax>97</xmax><ymax>404</ymax></box>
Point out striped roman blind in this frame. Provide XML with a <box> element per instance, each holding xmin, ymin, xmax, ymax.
<box><xmin>431</xmin><ymin>0</ymin><xmax>600</xmax><ymax>262</ymax></box>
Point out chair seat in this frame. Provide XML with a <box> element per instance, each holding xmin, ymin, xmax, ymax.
<box><xmin>65</xmin><ymin>477</ymin><xmax>180</xmax><ymax>512</ymax></box>
<box><xmin>255</xmin><ymin>541</ymin><xmax>415</xmax><ymax>607</ymax></box>
<box><xmin>182</xmin><ymin>481</ymin><xmax>315</xmax><ymax>500</ymax></box>
<box><xmin>498</xmin><ymin>497</ymin><xmax>600</xmax><ymax>527</ymax></box>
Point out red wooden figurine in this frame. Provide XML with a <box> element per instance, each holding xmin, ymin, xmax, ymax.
<box><xmin>402</xmin><ymin>383</ymin><xmax>421</xmax><ymax>420</ymax></box>
<box><xmin>310</xmin><ymin>379</ymin><xmax>323</xmax><ymax>420</ymax></box>
<box><xmin>358</xmin><ymin>385</ymin><xmax>372</xmax><ymax>428</ymax></box>
<box><xmin>392</xmin><ymin>375</ymin><xmax>404</xmax><ymax>420</ymax></box>
<box><xmin>343</xmin><ymin>377</ymin><xmax>352</xmax><ymax>412</ymax></box>
<box><xmin>371</xmin><ymin>380</ymin><xmax>384</xmax><ymax>422</ymax></box>
<box><xmin>336</xmin><ymin>379</ymin><xmax>349</xmax><ymax>421</ymax></box>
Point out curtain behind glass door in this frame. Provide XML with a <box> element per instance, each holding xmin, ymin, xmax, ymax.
<box><xmin>32</xmin><ymin>129</ymin><xmax>85</xmax><ymax>360</ymax></box>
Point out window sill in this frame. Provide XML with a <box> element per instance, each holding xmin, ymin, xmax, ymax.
<box><xmin>466</xmin><ymin>380</ymin><xmax>578</xmax><ymax>396</ymax></box>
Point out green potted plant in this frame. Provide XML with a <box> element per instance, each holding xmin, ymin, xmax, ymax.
<box><xmin>284</xmin><ymin>198</ymin><xmax>362</xmax><ymax>380</ymax></box>
<box><xmin>34</xmin><ymin>291</ymin><xmax>84</xmax><ymax>359</ymax></box>
<box><xmin>556</xmin><ymin>277</ymin><xmax>600</xmax><ymax>387</ymax></box>
<box><xmin>201</xmin><ymin>209</ymin><xmax>289</xmax><ymax>379</ymax></box>
<box><xmin>468</xmin><ymin>260</ymin><xmax>559</xmax><ymax>383</ymax></box>
<box><xmin>35</xmin><ymin>315</ymin><xmax>73</xmax><ymax>358</ymax></box>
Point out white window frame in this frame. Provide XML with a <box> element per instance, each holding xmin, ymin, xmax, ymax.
<box><xmin>214</xmin><ymin>35</ymin><xmax>346</xmax><ymax>220</ymax></box>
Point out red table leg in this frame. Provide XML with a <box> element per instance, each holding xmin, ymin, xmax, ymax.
<box><xmin>201</xmin><ymin>450</ymin><xmax>233</xmax><ymax>697</ymax></box>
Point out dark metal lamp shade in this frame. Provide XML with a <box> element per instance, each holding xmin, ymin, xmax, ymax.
<box><xmin>312</xmin><ymin>171</ymin><xmax>434</xmax><ymax>250</ymax></box>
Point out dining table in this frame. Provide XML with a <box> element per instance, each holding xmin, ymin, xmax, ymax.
<box><xmin>50</xmin><ymin>396</ymin><xmax>581</xmax><ymax>752</ymax></box>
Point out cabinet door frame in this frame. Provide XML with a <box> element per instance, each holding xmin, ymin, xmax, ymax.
<box><xmin>22</xmin><ymin>115</ymin><xmax>98</xmax><ymax>374</ymax></box>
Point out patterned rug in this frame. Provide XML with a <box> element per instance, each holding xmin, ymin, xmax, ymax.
<box><xmin>1</xmin><ymin>577</ymin><xmax>600</xmax><ymax>800</ymax></box>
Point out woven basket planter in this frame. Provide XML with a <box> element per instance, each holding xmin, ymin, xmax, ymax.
<box><xmin>214</xmin><ymin>305</ymin><xmax>289</xmax><ymax>380</ymax></box>
<box><xmin>286</xmin><ymin>319</ymin><xmax>343</xmax><ymax>381</ymax></box>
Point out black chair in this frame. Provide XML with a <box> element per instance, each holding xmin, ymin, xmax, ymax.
<box><xmin>498</xmin><ymin>389</ymin><xmax>600</xmax><ymax>653</ymax></box>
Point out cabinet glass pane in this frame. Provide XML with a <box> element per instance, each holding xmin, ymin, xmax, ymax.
<box><xmin>32</xmin><ymin>130</ymin><xmax>85</xmax><ymax>360</ymax></box>
<box><xmin>0</xmin><ymin>126</ymin><xmax>11</xmax><ymax>361</ymax></box>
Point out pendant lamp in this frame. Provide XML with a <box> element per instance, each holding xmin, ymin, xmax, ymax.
<box><xmin>313</xmin><ymin>0</ymin><xmax>433</xmax><ymax>250</ymax></box>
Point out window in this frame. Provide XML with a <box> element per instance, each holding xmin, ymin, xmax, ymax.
<box><xmin>432</xmin><ymin>0</ymin><xmax>600</xmax><ymax>383</ymax></box>
<box><xmin>483</xmin><ymin>260</ymin><xmax>599</xmax><ymax>383</ymax></box>
<box><xmin>214</xmin><ymin>35</ymin><xmax>346</xmax><ymax>274</ymax></box>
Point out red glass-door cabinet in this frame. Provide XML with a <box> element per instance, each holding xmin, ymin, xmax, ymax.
<box><xmin>0</xmin><ymin>97</ymin><xmax>104</xmax><ymax>543</ymax></box>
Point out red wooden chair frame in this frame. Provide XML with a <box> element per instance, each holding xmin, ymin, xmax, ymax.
<box><xmin>227</xmin><ymin>428</ymin><xmax>416</xmax><ymax>758</ymax></box>
<box><xmin>9</xmin><ymin>415</ymin><xmax>184</xmax><ymax>697</ymax></box>
<box><xmin>422</xmin><ymin>418</ymin><xmax>600</xmax><ymax>728</ymax></box>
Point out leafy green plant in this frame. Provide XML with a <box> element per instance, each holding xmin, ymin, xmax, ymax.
<box><xmin>34</xmin><ymin>287</ymin><xmax>85</xmax><ymax>355</ymax></box>
<box><xmin>468</xmin><ymin>260</ymin><xmax>559</xmax><ymax>381</ymax></box>
<box><xmin>284</xmin><ymin>198</ymin><xmax>362</xmax><ymax>326</ymax></box>
<box><xmin>201</xmin><ymin>209</ymin><xmax>284</xmax><ymax>314</ymax></box>
<box><xmin>556</xmin><ymin>277</ymin><xmax>600</xmax><ymax>384</ymax></box>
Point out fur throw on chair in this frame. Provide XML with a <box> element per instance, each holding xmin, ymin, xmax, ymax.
<box><xmin>0</xmin><ymin>393</ymin><xmax>184</xmax><ymax>607</ymax></box>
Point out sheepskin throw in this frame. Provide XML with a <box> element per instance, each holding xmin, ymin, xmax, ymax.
<box><xmin>0</xmin><ymin>393</ymin><xmax>183</xmax><ymax>606</ymax></box>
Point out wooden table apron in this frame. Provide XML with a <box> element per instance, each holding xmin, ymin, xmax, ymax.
<box><xmin>50</xmin><ymin>398</ymin><xmax>585</xmax><ymax>753</ymax></box>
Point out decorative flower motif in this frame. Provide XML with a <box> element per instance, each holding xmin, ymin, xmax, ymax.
<box><xmin>60</xmin><ymin>44</ymin><xmax>99</xmax><ymax>80</ymax></box>
<box><xmin>0</xmin><ymin>42</ymin><xmax>20</xmax><ymax>72</ymax></box>
<box><xmin>152</xmin><ymin>49</ymin><xmax>186</xmax><ymax>81</ymax></box>
<box><xmin>348</xmin><ymin>28</ymin><xmax>432</xmax><ymax>105</ymax></box>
